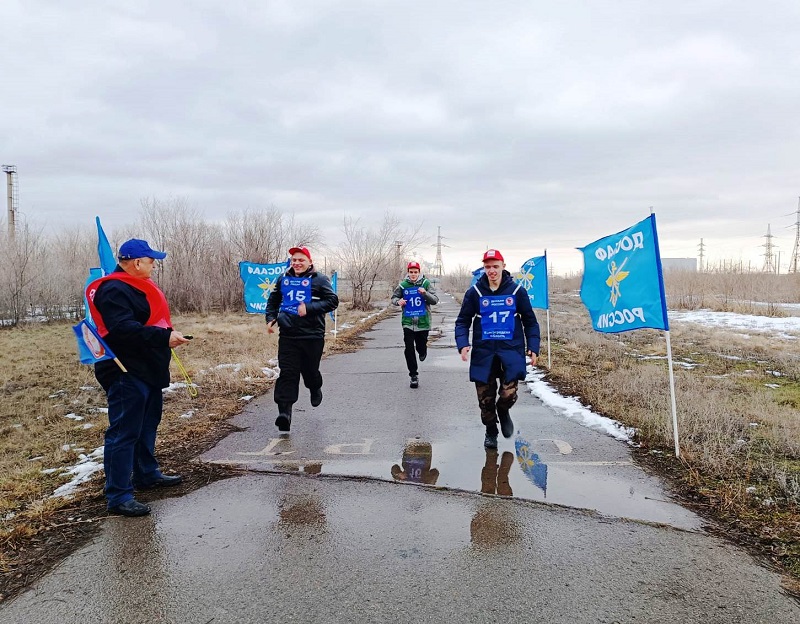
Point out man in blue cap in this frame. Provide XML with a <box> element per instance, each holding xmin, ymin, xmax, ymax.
<box><xmin>85</xmin><ymin>239</ymin><xmax>191</xmax><ymax>517</ymax></box>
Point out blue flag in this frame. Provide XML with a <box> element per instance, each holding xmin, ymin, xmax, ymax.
<box><xmin>239</xmin><ymin>261</ymin><xmax>286</xmax><ymax>314</ymax></box>
<box><xmin>517</xmin><ymin>254</ymin><xmax>549</xmax><ymax>309</ymax></box>
<box><xmin>73</xmin><ymin>319</ymin><xmax>117</xmax><ymax>365</ymax></box>
<box><xmin>83</xmin><ymin>267</ymin><xmax>103</xmax><ymax>324</ymax></box>
<box><xmin>96</xmin><ymin>217</ymin><xmax>116</xmax><ymax>276</ymax></box>
<box><xmin>329</xmin><ymin>271</ymin><xmax>337</xmax><ymax>322</ymax></box>
<box><xmin>578</xmin><ymin>214</ymin><xmax>668</xmax><ymax>333</ymax></box>
<box><xmin>470</xmin><ymin>266</ymin><xmax>484</xmax><ymax>286</ymax></box>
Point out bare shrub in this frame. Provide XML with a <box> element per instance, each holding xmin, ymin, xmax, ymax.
<box><xmin>333</xmin><ymin>212</ymin><xmax>423</xmax><ymax>310</ymax></box>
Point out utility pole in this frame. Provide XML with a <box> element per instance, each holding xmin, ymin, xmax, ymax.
<box><xmin>431</xmin><ymin>226</ymin><xmax>448</xmax><ymax>280</ymax></box>
<box><xmin>394</xmin><ymin>240</ymin><xmax>403</xmax><ymax>278</ymax></box>
<box><xmin>697</xmin><ymin>238</ymin><xmax>705</xmax><ymax>272</ymax></box>
<box><xmin>762</xmin><ymin>224</ymin><xmax>776</xmax><ymax>273</ymax></box>
<box><xmin>789</xmin><ymin>197</ymin><xmax>800</xmax><ymax>274</ymax></box>
<box><xmin>2</xmin><ymin>165</ymin><xmax>17</xmax><ymax>241</ymax></box>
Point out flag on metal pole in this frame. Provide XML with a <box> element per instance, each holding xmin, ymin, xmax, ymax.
<box><xmin>577</xmin><ymin>214</ymin><xmax>679</xmax><ymax>456</ymax></box>
<box><xmin>517</xmin><ymin>252</ymin><xmax>551</xmax><ymax>366</ymax></box>
<box><xmin>578</xmin><ymin>215</ymin><xmax>668</xmax><ymax>333</ymax></box>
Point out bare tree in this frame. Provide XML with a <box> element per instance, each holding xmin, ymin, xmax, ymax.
<box><xmin>333</xmin><ymin>212</ymin><xmax>423</xmax><ymax>310</ymax></box>
<box><xmin>226</xmin><ymin>207</ymin><xmax>320</xmax><ymax>263</ymax></box>
<box><xmin>441</xmin><ymin>264</ymin><xmax>474</xmax><ymax>297</ymax></box>
<box><xmin>0</xmin><ymin>220</ymin><xmax>45</xmax><ymax>326</ymax></box>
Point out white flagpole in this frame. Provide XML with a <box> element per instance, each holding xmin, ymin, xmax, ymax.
<box><xmin>546</xmin><ymin>308</ymin><xmax>551</xmax><ymax>369</ymax></box>
<box><xmin>664</xmin><ymin>329</ymin><xmax>680</xmax><ymax>458</ymax></box>
<box><xmin>544</xmin><ymin>249</ymin><xmax>551</xmax><ymax>368</ymax></box>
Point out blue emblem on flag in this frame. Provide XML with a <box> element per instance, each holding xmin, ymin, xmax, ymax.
<box><xmin>470</xmin><ymin>266</ymin><xmax>484</xmax><ymax>286</ymax></box>
<box><xmin>516</xmin><ymin>255</ymin><xmax>548</xmax><ymax>309</ymax></box>
<box><xmin>578</xmin><ymin>214</ymin><xmax>668</xmax><ymax>333</ymax></box>
<box><xmin>72</xmin><ymin>319</ymin><xmax>117</xmax><ymax>365</ymax></box>
<box><xmin>238</xmin><ymin>261</ymin><xmax>286</xmax><ymax>314</ymax></box>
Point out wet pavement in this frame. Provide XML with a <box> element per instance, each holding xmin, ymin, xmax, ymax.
<box><xmin>3</xmin><ymin>294</ymin><xmax>799</xmax><ymax>623</ymax></box>
<box><xmin>202</xmin><ymin>294</ymin><xmax>700</xmax><ymax>530</ymax></box>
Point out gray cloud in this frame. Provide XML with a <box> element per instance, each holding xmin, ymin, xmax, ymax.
<box><xmin>2</xmin><ymin>0</ymin><xmax>800</xmax><ymax>272</ymax></box>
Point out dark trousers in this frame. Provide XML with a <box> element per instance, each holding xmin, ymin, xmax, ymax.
<box><xmin>474</xmin><ymin>356</ymin><xmax>518</xmax><ymax>436</ymax></box>
<box><xmin>274</xmin><ymin>336</ymin><xmax>325</xmax><ymax>408</ymax></box>
<box><xmin>104</xmin><ymin>374</ymin><xmax>163</xmax><ymax>507</ymax></box>
<box><xmin>403</xmin><ymin>328</ymin><xmax>428</xmax><ymax>377</ymax></box>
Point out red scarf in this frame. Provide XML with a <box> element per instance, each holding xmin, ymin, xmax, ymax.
<box><xmin>86</xmin><ymin>273</ymin><xmax>172</xmax><ymax>337</ymax></box>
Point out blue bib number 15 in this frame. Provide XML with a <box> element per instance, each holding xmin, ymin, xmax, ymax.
<box><xmin>280</xmin><ymin>277</ymin><xmax>312</xmax><ymax>315</ymax></box>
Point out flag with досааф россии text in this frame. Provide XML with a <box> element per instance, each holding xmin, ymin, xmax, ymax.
<box><xmin>238</xmin><ymin>261</ymin><xmax>287</xmax><ymax>314</ymax></box>
<box><xmin>578</xmin><ymin>214</ymin><xmax>668</xmax><ymax>333</ymax></box>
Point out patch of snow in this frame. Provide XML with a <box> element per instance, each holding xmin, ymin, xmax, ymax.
<box><xmin>764</xmin><ymin>383</ymin><xmax>780</xmax><ymax>389</ymax></box>
<box><xmin>240</xmin><ymin>395</ymin><xmax>254</xmax><ymax>401</ymax></box>
<box><xmin>51</xmin><ymin>447</ymin><xmax>105</xmax><ymax>498</ymax></box>
<box><xmin>180</xmin><ymin>410</ymin><xmax>195</xmax><ymax>419</ymax></box>
<box><xmin>79</xmin><ymin>385</ymin><xmax>98</xmax><ymax>391</ymax></box>
<box><xmin>163</xmin><ymin>382</ymin><xmax>200</xmax><ymax>394</ymax></box>
<box><xmin>28</xmin><ymin>456</ymin><xmax>45</xmax><ymax>461</ymax></box>
<box><xmin>64</xmin><ymin>413</ymin><xmax>84</xmax><ymax>421</ymax></box>
<box><xmin>48</xmin><ymin>390</ymin><xmax>67</xmax><ymax>398</ymax></box>
<box><xmin>670</xmin><ymin>309</ymin><xmax>800</xmax><ymax>340</ymax></box>
<box><xmin>260</xmin><ymin>367</ymin><xmax>279</xmax><ymax>379</ymax></box>
<box><xmin>214</xmin><ymin>363</ymin><xmax>243</xmax><ymax>373</ymax></box>
<box><xmin>525</xmin><ymin>368</ymin><xmax>636</xmax><ymax>443</ymax></box>
<box><xmin>78</xmin><ymin>423</ymin><xmax>94</xmax><ymax>429</ymax></box>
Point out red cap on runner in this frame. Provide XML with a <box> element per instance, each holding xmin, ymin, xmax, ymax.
<box><xmin>482</xmin><ymin>249</ymin><xmax>504</xmax><ymax>262</ymax></box>
<box><xmin>288</xmin><ymin>247</ymin><xmax>312</xmax><ymax>262</ymax></box>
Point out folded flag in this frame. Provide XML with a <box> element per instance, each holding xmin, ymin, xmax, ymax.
<box><xmin>72</xmin><ymin>319</ymin><xmax>126</xmax><ymax>372</ymax></box>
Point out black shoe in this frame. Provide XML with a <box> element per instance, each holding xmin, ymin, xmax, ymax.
<box><xmin>410</xmin><ymin>376</ymin><xmax>419</xmax><ymax>389</ymax></box>
<box><xmin>497</xmin><ymin>406</ymin><xmax>514</xmax><ymax>438</ymax></box>
<box><xmin>419</xmin><ymin>351</ymin><xmax>427</xmax><ymax>362</ymax></box>
<box><xmin>133</xmin><ymin>474</ymin><xmax>183</xmax><ymax>490</ymax></box>
<box><xmin>108</xmin><ymin>499</ymin><xmax>151</xmax><ymax>517</ymax></box>
<box><xmin>484</xmin><ymin>433</ymin><xmax>498</xmax><ymax>449</ymax></box>
<box><xmin>310</xmin><ymin>388</ymin><xmax>323</xmax><ymax>407</ymax></box>
<box><xmin>276</xmin><ymin>412</ymin><xmax>292</xmax><ymax>432</ymax></box>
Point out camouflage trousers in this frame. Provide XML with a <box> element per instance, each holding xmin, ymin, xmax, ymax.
<box><xmin>474</xmin><ymin>357</ymin><xmax>518</xmax><ymax>436</ymax></box>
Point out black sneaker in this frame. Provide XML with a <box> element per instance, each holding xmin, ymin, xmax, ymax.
<box><xmin>497</xmin><ymin>406</ymin><xmax>514</xmax><ymax>438</ymax></box>
<box><xmin>108</xmin><ymin>499</ymin><xmax>151</xmax><ymax>517</ymax></box>
<box><xmin>484</xmin><ymin>433</ymin><xmax>498</xmax><ymax>449</ymax></box>
<box><xmin>419</xmin><ymin>351</ymin><xmax>427</xmax><ymax>362</ymax></box>
<box><xmin>410</xmin><ymin>376</ymin><xmax>419</xmax><ymax>389</ymax></box>
<box><xmin>310</xmin><ymin>388</ymin><xmax>323</xmax><ymax>407</ymax></box>
<box><xmin>275</xmin><ymin>412</ymin><xmax>292</xmax><ymax>432</ymax></box>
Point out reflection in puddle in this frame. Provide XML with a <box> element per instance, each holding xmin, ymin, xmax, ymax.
<box><xmin>391</xmin><ymin>439</ymin><xmax>440</xmax><ymax>485</ymax></box>
<box><xmin>480</xmin><ymin>450</ymin><xmax>513</xmax><ymax>496</ymax></box>
<box><xmin>514</xmin><ymin>435</ymin><xmax>548</xmax><ymax>497</ymax></box>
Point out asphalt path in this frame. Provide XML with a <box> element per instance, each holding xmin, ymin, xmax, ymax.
<box><xmin>2</xmin><ymin>294</ymin><xmax>798</xmax><ymax>623</ymax></box>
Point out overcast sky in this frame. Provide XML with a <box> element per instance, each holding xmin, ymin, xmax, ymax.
<box><xmin>3</xmin><ymin>1</ymin><xmax>800</xmax><ymax>274</ymax></box>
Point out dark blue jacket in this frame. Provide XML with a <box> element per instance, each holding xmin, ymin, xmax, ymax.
<box><xmin>92</xmin><ymin>268</ymin><xmax>173</xmax><ymax>390</ymax></box>
<box><xmin>265</xmin><ymin>266</ymin><xmax>339</xmax><ymax>339</ymax></box>
<box><xmin>454</xmin><ymin>271</ymin><xmax>540</xmax><ymax>383</ymax></box>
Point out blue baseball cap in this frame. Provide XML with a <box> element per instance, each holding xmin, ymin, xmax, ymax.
<box><xmin>118</xmin><ymin>239</ymin><xmax>167</xmax><ymax>260</ymax></box>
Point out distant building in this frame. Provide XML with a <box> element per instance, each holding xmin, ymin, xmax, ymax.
<box><xmin>661</xmin><ymin>257</ymin><xmax>697</xmax><ymax>272</ymax></box>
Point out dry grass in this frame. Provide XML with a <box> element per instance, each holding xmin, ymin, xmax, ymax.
<box><xmin>0</xmin><ymin>304</ymin><xmax>389</xmax><ymax>599</ymax></box>
<box><xmin>542</xmin><ymin>293</ymin><xmax>800</xmax><ymax>582</ymax></box>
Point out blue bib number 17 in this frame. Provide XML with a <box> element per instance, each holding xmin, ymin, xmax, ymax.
<box><xmin>280</xmin><ymin>277</ymin><xmax>312</xmax><ymax>315</ymax></box>
<box><xmin>480</xmin><ymin>295</ymin><xmax>516</xmax><ymax>340</ymax></box>
<box><xmin>403</xmin><ymin>288</ymin><xmax>426</xmax><ymax>317</ymax></box>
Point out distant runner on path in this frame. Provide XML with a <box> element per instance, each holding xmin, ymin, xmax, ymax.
<box><xmin>266</xmin><ymin>246</ymin><xmax>339</xmax><ymax>432</ymax></box>
<box><xmin>455</xmin><ymin>249</ymin><xmax>540</xmax><ymax>449</ymax></box>
<box><xmin>391</xmin><ymin>261</ymin><xmax>439</xmax><ymax>388</ymax></box>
